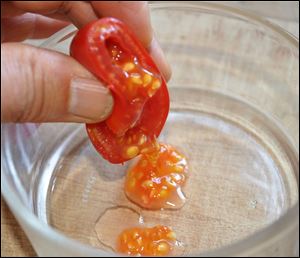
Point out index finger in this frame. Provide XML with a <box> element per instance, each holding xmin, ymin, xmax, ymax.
<box><xmin>9</xmin><ymin>1</ymin><xmax>171</xmax><ymax>80</ymax></box>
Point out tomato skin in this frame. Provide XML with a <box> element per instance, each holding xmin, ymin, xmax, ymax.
<box><xmin>70</xmin><ymin>18</ymin><xmax>169</xmax><ymax>163</ymax></box>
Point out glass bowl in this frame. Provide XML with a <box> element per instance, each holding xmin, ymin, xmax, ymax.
<box><xmin>1</xmin><ymin>2</ymin><xmax>299</xmax><ymax>256</ymax></box>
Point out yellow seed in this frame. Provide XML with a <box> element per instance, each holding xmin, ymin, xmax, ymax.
<box><xmin>154</xmin><ymin>141</ymin><xmax>160</xmax><ymax>150</ymax></box>
<box><xmin>111</xmin><ymin>49</ymin><xmax>118</xmax><ymax>57</ymax></box>
<box><xmin>147</xmin><ymin>88</ymin><xmax>155</xmax><ymax>97</ymax></box>
<box><xmin>157</xmin><ymin>242</ymin><xmax>169</xmax><ymax>252</ymax></box>
<box><xmin>142</xmin><ymin>180</ymin><xmax>154</xmax><ymax>188</ymax></box>
<box><xmin>149</xmin><ymin>189</ymin><xmax>156</xmax><ymax>198</ymax></box>
<box><xmin>132</xmin><ymin>231</ymin><xmax>139</xmax><ymax>239</ymax></box>
<box><xmin>131</xmin><ymin>74</ymin><xmax>143</xmax><ymax>85</ymax></box>
<box><xmin>138</xmin><ymin>134</ymin><xmax>147</xmax><ymax>145</ymax></box>
<box><xmin>159</xmin><ymin>189</ymin><xmax>168</xmax><ymax>198</ymax></box>
<box><xmin>126</xmin><ymin>146</ymin><xmax>139</xmax><ymax>158</ymax></box>
<box><xmin>136</xmin><ymin>237</ymin><xmax>142</xmax><ymax>245</ymax></box>
<box><xmin>166</xmin><ymin>231</ymin><xmax>176</xmax><ymax>240</ymax></box>
<box><xmin>127</xmin><ymin>242</ymin><xmax>135</xmax><ymax>250</ymax></box>
<box><xmin>173</xmin><ymin>165</ymin><xmax>184</xmax><ymax>173</ymax></box>
<box><xmin>142</xmin><ymin>73</ymin><xmax>152</xmax><ymax>87</ymax></box>
<box><xmin>123</xmin><ymin>62</ymin><xmax>135</xmax><ymax>72</ymax></box>
<box><xmin>128</xmin><ymin>178</ymin><xmax>136</xmax><ymax>188</ymax></box>
<box><xmin>141</xmin><ymin>148</ymin><xmax>150</xmax><ymax>154</ymax></box>
<box><xmin>151</xmin><ymin>79</ymin><xmax>161</xmax><ymax>90</ymax></box>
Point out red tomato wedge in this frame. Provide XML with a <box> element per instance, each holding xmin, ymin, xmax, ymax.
<box><xmin>70</xmin><ymin>18</ymin><xmax>169</xmax><ymax>164</ymax></box>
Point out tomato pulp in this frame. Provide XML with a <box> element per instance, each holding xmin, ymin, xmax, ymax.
<box><xmin>125</xmin><ymin>143</ymin><xmax>188</xmax><ymax>210</ymax></box>
<box><xmin>117</xmin><ymin>225</ymin><xmax>177</xmax><ymax>256</ymax></box>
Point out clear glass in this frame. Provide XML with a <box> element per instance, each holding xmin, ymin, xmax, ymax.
<box><xmin>1</xmin><ymin>2</ymin><xmax>299</xmax><ymax>257</ymax></box>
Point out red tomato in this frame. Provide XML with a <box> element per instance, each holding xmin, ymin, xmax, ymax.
<box><xmin>70</xmin><ymin>18</ymin><xmax>169</xmax><ymax>163</ymax></box>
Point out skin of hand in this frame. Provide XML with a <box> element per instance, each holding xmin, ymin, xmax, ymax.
<box><xmin>1</xmin><ymin>1</ymin><xmax>171</xmax><ymax>123</ymax></box>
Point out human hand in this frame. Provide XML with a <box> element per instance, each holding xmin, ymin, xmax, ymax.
<box><xmin>1</xmin><ymin>1</ymin><xmax>171</xmax><ymax>123</ymax></box>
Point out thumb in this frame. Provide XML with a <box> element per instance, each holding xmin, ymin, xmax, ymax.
<box><xmin>1</xmin><ymin>43</ymin><xmax>113</xmax><ymax>123</ymax></box>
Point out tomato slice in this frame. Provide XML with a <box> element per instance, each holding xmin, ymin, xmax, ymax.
<box><xmin>70</xmin><ymin>18</ymin><xmax>169</xmax><ymax>163</ymax></box>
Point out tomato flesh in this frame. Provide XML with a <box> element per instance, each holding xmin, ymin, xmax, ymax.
<box><xmin>117</xmin><ymin>225</ymin><xmax>176</xmax><ymax>256</ymax></box>
<box><xmin>105</xmin><ymin>39</ymin><xmax>164</xmax><ymax>136</ymax></box>
<box><xmin>125</xmin><ymin>143</ymin><xmax>188</xmax><ymax>209</ymax></box>
<box><xmin>70</xmin><ymin>18</ymin><xmax>169</xmax><ymax>163</ymax></box>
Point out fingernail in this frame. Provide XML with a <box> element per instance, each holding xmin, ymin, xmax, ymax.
<box><xmin>148</xmin><ymin>36</ymin><xmax>172</xmax><ymax>81</ymax></box>
<box><xmin>69</xmin><ymin>77</ymin><xmax>113</xmax><ymax>121</ymax></box>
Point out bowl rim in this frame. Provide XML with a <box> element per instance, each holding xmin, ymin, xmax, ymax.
<box><xmin>1</xmin><ymin>1</ymin><xmax>299</xmax><ymax>256</ymax></box>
